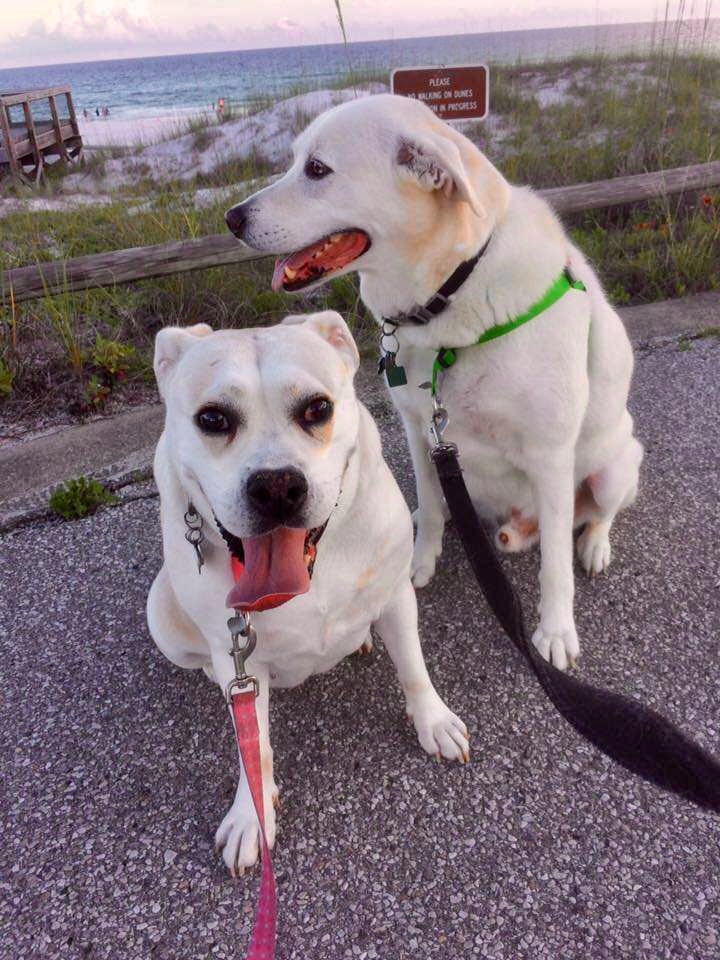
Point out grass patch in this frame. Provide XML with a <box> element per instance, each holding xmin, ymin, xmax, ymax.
<box><xmin>49</xmin><ymin>476</ymin><xmax>119</xmax><ymax>519</ymax></box>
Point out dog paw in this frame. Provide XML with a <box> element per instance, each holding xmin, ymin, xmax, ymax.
<box><xmin>411</xmin><ymin>531</ymin><xmax>443</xmax><ymax>588</ymax></box>
<box><xmin>214</xmin><ymin>796</ymin><xmax>277</xmax><ymax>877</ymax></box>
<box><xmin>531</xmin><ymin>624</ymin><xmax>580</xmax><ymax>672</ymax></box>
<box><xmin>577</xmin><ymin>524</ymin><xmax>611</xmax><ymax>576</ymax></box>
<box><xmin>411</xmin><ymin>557</ymin><xmax>436</xmax><ymax>589</ymax></box>
<box><xmin>357</xmin><ymin>634</ymin><xmax>374</xmax><ymax>655</ymax></box>
<box><xmin>407</xmin><ymin>690</ymin><xmax>470</xmax><ymax>762</ymax></box>
<box><xmin>411</xmin><ymin>511</ymin><xmax>444</xmax><ymax>588</ymax></box>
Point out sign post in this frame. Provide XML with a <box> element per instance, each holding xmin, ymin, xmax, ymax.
<box><xmin>390</xmin><ymin>64</ymin><xmax>489</xmax><ymax>122</ymax></box>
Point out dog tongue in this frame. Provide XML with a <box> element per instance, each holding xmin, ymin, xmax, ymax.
<box><xmin>226</xmin><ymin>527</ymin><xmax>310</xmax><ymax>612</ymax></box>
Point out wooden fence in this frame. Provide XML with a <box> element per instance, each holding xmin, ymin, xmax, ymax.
<box><xmin>2</xmin><ymin>160</ymin><xmax>720</xmax><ymax>306</ymax></box>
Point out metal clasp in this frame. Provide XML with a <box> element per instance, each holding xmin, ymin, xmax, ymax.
<box><xmin>226</xmin><ymin>609</ymin><xmax>259</xmax><ymax>700</ymax></box>
<box><xmin>430</xmin><ymin>395</ymin><xmax>449</xmax><ymax>446</ymax></box>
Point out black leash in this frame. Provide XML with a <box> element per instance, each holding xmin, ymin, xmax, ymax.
<box><xmin>431</xmin><ymin>441</ymin><xmax>720</xmax><ymax>814</ymax></box>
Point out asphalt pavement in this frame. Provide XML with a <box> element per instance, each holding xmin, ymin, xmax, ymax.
<box><xmin>1</xmin><ymin>335</ymin><xmax>719</xmax><ymax>960</ymax></box>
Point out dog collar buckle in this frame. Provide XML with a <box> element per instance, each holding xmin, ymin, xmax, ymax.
<box><xmin>420</xmin><ymin>292</ymin><xmax>450</xmax><ymax>319</ymax></box>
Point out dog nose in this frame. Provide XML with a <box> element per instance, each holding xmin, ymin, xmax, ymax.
<box><xmin>246</xmin><ymin>468</ymin><xmax>309</xmax><ymax>522</ymax></box>
<box><xmin>225</xmin><ymin>203</ymin><xmax>248</xmax><ymax>238</ymax></box>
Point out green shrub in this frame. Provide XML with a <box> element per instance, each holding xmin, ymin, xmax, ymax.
<box><xmin>49</xmin><ymin>476</ymin><xmax>119</xmax><ymax>519</ymax></box>
<box><xmin>91</xmin><ymin>335</ymin><xmax>135</xmax><ymax>378</ymax></box>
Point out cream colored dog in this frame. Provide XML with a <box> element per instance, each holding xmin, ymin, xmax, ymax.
<box><xmin>226</xmin><ymin>94</ymin><xmax>643</xmax><ymax>672</ymax></box>
<box><xmin>146</xmin><ymin>311</ymin><xmax>469</xmax><ymax>874</ymax></box>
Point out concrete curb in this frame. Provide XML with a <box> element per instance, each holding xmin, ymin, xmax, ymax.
<box><xmin>1</xmin><ymin>292</ymin><xmax>717</xmax><ymax>532</ymax></box>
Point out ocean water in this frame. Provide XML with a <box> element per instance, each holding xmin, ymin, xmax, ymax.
<box><xmin>0</xmin><ymin>19</ymin><xmax>718</xmax><ymax>119</ymax></box>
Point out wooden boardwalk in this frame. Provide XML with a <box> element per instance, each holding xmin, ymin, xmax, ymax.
<box><xmin>0</xmin><ymin>87</ymin><xmax>82</xmax><ymax>184</ymax></box>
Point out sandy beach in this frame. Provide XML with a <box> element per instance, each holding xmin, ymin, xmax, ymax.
<box><xmin>78</xmin><ymin>108</ymin><xmax>217</xmax><ymax>148</ymax></box>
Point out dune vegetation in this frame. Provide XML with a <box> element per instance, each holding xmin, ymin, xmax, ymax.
<box><xmin>1</xmin><ymin>45</ymin><xmax>719</xmax><ymax>428</ymax></box>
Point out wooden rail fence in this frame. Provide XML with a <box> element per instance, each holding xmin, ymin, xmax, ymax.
<box><xmin>2</xmin><ymin>161</ymin><xmax>719</xmax><ymax>306</ymax></box>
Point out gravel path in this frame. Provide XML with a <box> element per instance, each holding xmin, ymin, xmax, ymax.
<box><xmin>1</xmin><ymin>337</ymin><xmax>719</xmax><ymax>960</ymax></box>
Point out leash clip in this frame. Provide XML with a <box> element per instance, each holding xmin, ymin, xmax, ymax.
<box><xmin>226</xmin><ymin>609</ymin><xmax>259</xmax><ymax>700</ymax></box>
<box><xmin>430</xmin><ymin>395</ymin><xmax>450</xmax><ymax>446</ymax></box>
<box><xmin>428</xmin><ymin>394</ymin><xmax>458</xmax><ymax>461</ymax></box>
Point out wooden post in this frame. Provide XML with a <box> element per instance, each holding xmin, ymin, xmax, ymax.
<box><xmin>49</xmin><ymin>95</ymin><xmax>69</xmax><ymax>162</ymax></box>
<box><xmin>0</xmin><ymin>99</ymin><xmax>22</xmax><ymax>181</ymax></box>
<box><xmin>21</xmin><ymin>99</ymin><xmax>43</xmax><ymax>183</ymax></box>
<box><xmin>65</xmin><ymin>90</ymin><xmax>80</xmax><ymax>139</ymax></box>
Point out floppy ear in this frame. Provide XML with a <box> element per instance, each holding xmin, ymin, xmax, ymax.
<box><xmin>282</xmin><ymin>310</ymin><xmax>360</xmax><ymax>373</ymax></box>
<box><xmin>153</xmin><ymin>323</ymin><xmax>213</xmax><ymax>396</ymax></box>
<box><xmin>396</xmin><ymin>132</ymin><xmax>486</xmax><ymax>218</ymax></box>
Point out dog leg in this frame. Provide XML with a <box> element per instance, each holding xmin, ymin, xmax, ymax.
<box><xmin>528</xmin><ymin>453</ymin><xmax>580</xmax><ymax>671</ymax></box>
<box><xmin>146</xmin><ymin>566</ymin><xmax>211</xmax><ymax>669</ymax></box>
<box><xmin>375</xmin><ymin>580</ymin><xmax>469</xmax><ymax>762</ymax></box>
<box><xmin>577</xmin><ymin>436</ymin><xmax>643</xmax><ymax>576</ymax></box>
<box><xmin>403</xmin><ymin>417</ymin><xmax>446</xmax><ymax>588</ymax></box>
<box><xmin>209</xmin><ymin>650</ymin><xmax>278</xmax><ymax>875</ymax></box>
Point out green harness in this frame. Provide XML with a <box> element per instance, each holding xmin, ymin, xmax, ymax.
<box><xmin>429</xmin><ymin>266</ymin><xmax>586</xmax><ymax>396</ymax></box>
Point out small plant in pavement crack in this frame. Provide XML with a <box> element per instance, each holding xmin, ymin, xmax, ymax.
<box><xmin>49</xmin><ymin>476</ymin><xmax>119</xmax><ymax>519</ymax></box>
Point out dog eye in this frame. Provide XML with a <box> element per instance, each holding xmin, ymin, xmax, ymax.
<box><xmin>196</xmin><ymin>406</ymin><xmax>235</xmax><ymax>435</ymax></box>
<box><xmin>299</xmin><ymin>397</ymin><xmax>333</xmax><ymax>427</ymax></box>
<box><xmin>304</xmin><ymin>157</ymin><xmax>333</xmax><ymax>180</ymax></box>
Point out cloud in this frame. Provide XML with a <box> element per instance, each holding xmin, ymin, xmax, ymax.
<box><xmin>47</xmin><ymin>0</ymin><xmax>156</xmax><ymax>41</ymax></box>
<box><xmin>0</xmin><ymin>1</ymin><xmax>204</xmax><ymax>66</ymax></box>
<box><xmin>276</xmin><ymin>17</ymin><xmax>299</xmax><ymax>31</ymax></box>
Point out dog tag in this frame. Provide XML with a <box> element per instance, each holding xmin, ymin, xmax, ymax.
<box><xmin>384</xmin><ymin>352</ymin><xmax>407</xmax><ymax>388</ymax></box>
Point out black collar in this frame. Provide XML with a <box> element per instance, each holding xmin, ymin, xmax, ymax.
<box><xmin>382</xmin><ymin>233</ymin><xmax>492</xmax><ymax>327</ymax></box>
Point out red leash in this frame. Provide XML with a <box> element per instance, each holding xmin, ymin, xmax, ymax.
<box><xmin>226</xmin><ymin>609</ymin><xmax>277</xmax><ymax>960</ymax></box>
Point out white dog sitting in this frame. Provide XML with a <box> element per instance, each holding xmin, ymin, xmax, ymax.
<box><xmin>146</xmin><ymin>311</ymin><xmax>469</xmax><ymax>874</ymax></box>
<box><xmin>226</xmin><ymin>93</ymin><xmax>644</xmax><ymax>671</ymax></box>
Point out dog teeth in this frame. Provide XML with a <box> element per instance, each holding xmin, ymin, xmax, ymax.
<box><xmin>284</xmin><ymin>266</ymin><xmax>298</xmax><ymax>280</ymax></box>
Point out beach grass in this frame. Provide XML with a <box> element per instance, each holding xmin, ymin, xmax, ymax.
<box><xmin>1</xmin><ymin>46</ymin><xmax>719</xmax><ymax>421</ymax></box>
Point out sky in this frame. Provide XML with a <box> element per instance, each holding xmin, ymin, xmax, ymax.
<box><xmin>0</xmin><ymin>0</ymin><xmax>707</xmax><ymax>68</ymax></box>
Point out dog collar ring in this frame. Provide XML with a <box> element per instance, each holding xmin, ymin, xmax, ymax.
<box><xmin>184</xmin><ymin>502</ymin><xmax>205</xmax><ymax>574</ymax></box>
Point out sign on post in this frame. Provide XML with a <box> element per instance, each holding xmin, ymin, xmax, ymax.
<box><xmin>390</xmin><ymin>64</ymin><xmax>489</xmax><ymax>122</ymax></box>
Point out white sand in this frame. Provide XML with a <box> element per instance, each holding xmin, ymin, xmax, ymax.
<box><xmin>62</xmin><ymin>85</ymin><xmax>388</xmax><ymax>194</ymax></box>
<box><xmin>78</xmin><ymin>109</ymin><xmax>217</xmax><ymax>148</ymax></box>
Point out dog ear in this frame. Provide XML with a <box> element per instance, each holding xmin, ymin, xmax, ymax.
<box><xmin>154</xmin><ymin>323</ymin><xmax>213</xmax><ymax>396</ymax></box>
<box><xmin>396</xmin><ymin>132</ymin><xmax>486</xmax><ymax>218</ymax></box>
<box><xmin>282</xmin><ymin>310</ymin><xmax>360</xmax><ymax>373</ymax></box>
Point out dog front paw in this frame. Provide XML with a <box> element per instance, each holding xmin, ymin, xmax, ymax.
<box><xmin>577</xmin><ymin>523</ymin><xmax>612</xmax><ymax>576</ymax></box>
<box><xmin>214</xmin><ymin>793</ymin><xmax>277</xmax><ymax>877</ymax></box>
<box><xmin>407</xmin><ymin>690</ymin><xmax>470</xmax><ymax>762</ymax></box>
<box><xmin>411</xmin><ymin>524</ymin><xmax>443</xmax><ymax>588</ymax></box>
<box><xmin>531</xmin><ymin>623</ymin><xmax>580</xmax><ymax>671</ymax></box>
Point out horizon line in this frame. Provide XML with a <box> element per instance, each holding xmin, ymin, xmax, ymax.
<box><xmin>1</xmin><ymin>15</ymin><xmax>717</xmax><ymax>73</ymax></box>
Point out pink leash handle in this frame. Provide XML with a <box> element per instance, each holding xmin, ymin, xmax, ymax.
<box><xmin>230</xmin><ymin>689</ymin><xmax>277</xmax><ymax>960</ymax></box>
